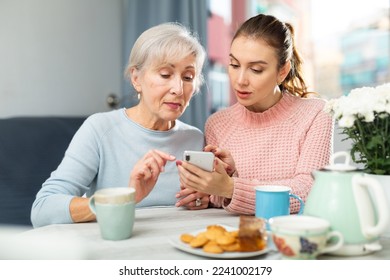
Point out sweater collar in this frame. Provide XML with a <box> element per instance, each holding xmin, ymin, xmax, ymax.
<box><xmin>233</xmin><ymin>92</ymin><xmax>298</xmax><ymax>127</ymax></box>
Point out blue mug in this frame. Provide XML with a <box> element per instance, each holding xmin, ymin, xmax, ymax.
<box><xmin>255</xmin><ymin>185</ymin><xmax>304</xmax><ymax>229</ymax></box>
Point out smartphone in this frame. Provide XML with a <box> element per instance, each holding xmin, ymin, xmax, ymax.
<box><xmin>183</xmin><ymin>151</ymin><xmax>215</xmax><ymax>172</ymax></box>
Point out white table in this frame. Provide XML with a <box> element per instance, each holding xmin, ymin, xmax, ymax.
<box><xmin>4</xmin><ymin>206</ymin><xmax>390</xmax><ymax>260</ymax></box>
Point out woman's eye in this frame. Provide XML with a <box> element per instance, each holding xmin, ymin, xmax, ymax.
<box><xmin>229</xmin><ymin>63</ymin><xmax>239</xmax><ymax>69</ymax></box>
<box><xmin>182</xmin><ymin>71</ymin><xmax>194</xmax><ymax>81</ymax></box>
<box><xmin>183</xmin><ymin>75</ymin><xmax>194</xmax><ymax>81</ymax></box>
<box><xmin>160</xmin><ymin>73</ymin><xmax>171</xmax><ymax>79</ymax></box>
<box><xmin>251</xmin><ymin>68</ymin><xmax>263</xmax><ymax>74</ymax></box>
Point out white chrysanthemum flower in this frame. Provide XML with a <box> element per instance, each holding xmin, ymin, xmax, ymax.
<box><xmin>324</xmin><ymin>82</ymin><xmax>390</xmax><ymax>125</ymax></box>
<box><xmin>375</xmin><ymin>82</ymin><xmax>390</xmax><ymax>93</ymax></box>
<box><xmin>338</xmin><ymin>115</ymin><xmax>356</xmax><ymax>128</ymax></box>
<box><xmin>375</xmin><ymin>83</ymin><xmax>390</xmax><ymax>114</ymax></box>
<box><xmin>361</xmin><ymin>111</ymin><xmax>375</xmax><ymax>122</ymax></box>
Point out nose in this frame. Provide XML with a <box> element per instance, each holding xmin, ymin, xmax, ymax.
<box><xmin>170</xmin><ymin>75</ymin><xmax>184</xmax><ymax>96</ymax></box>
<box><xmin>237</xmin><ymin>69</ymin><xmax>248</xmax><ymax>86</ymax></box>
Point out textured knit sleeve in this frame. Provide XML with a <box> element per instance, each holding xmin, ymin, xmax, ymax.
<box><xmin>210</xmin><ymin>101</ymin><xmax>334</xmax><ymax>215</ymax></box>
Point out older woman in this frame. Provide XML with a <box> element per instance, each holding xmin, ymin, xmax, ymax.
<box><xmin>31</xmin><ymin>23</ymin><xmax>208</xmax><ymax>228</ymax></box>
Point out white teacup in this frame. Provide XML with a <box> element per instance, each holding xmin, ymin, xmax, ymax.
<box><xmin>269</xmin><ymin>215</ymin><xmax>344</xmax><ymax>259</ymax></box>
<box><xmin>89</xmin><ymin>187</ymin><xmax>136</xmax><ymax>241</ymax></box>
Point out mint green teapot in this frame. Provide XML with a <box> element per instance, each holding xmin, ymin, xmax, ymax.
<box><xmin>304</xmin><ymin>151</ymin><xmax>390</xmax><ymax>256</ymax></box>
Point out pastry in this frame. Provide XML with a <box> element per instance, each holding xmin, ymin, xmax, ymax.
<box><xmin>179</xmin><ymin>219</ymin><xmax>267</xmax><ymax>254</ymax></box>
<box><xmin>238</xmin><ymin>215</ymin><xmax>267</xmax><ymax>252</ymax></box>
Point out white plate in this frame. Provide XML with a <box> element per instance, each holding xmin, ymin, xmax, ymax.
<box><xmin>169</xmin><ymin>225</ymin><xmax>271</xmax><ymax>259</ymax></box>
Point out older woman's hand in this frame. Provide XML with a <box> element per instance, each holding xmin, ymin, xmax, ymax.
<box><xmin>129</xmin><ymin>149</ymin><xmax>176</xmax><ymax>203</ymax></box>
<box><xmin>175</xmin><ymin>186</ymin><xmax>210</xmax><ymax>210</ymax></box>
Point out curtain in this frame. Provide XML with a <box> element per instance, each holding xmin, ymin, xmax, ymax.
<box><xmin>121</xmin><ymin>0</ymin><xmax>210</xmax><ymax>131</ymax></box>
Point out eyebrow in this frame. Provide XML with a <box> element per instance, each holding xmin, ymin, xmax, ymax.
<box><xmin>166</xmin><ymin>63</ymin><xmax>195</xmax><ymax>70</ymax></box>
<box><xmin>229</xmin><ymin>54</ymin><xmax>268</xmax><ymax>65</ymax></box>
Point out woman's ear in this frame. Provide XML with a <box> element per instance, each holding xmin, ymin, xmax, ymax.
<box><xmin>279</xmin><ymin>60</ymin><xmax>291</xmax><ymax>83</ymax></box>
<box><xmin>130</xmin><ymin>68</ymin><xmax>142</xmax><ymax>92</ymax></box>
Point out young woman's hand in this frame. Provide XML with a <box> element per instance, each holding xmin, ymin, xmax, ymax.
<box><xmin>176</xmin><ymin>157</ymin><xmax>234</xmax><ymax>199</ymax></box>
<box><xmin>204</xmin><ymin>145</ymin><xmax>237</xmax><ymax>176</ymax></box>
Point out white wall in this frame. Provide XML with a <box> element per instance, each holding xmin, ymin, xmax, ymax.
<box><xmin>0</xmin><ymin>0</ymin><xmax>123</xmax><ymax>117</ymax></box>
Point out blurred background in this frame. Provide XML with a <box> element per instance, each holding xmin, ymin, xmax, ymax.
<box><xmin>1</xmin><ymin>0</ymin><xmax>389</xmax><ymax>130</ymax></box>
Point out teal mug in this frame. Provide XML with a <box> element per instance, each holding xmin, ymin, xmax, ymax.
<box><xmin>255</xmin><ymin>185</ymin><xmax>304</xmax><ymax>229</ymax></box>
<box><xmin>89</xmin><ymin>187</ymin><xmax>136</xmax><ymax>241</ymax></box>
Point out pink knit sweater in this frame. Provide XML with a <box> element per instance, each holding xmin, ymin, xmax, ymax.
<box><xmin>206</xmin><ymin>92</ymin><xmax>333</xmax><ymax>214</ymax></box>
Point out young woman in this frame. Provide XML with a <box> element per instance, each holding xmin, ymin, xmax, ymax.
<box><xmin>176</xmin><ymin>14</ymin><xmax>333</xmax><ymax>215</ymax></box>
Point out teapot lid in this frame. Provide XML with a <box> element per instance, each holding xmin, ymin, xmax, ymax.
<box><xmin>324</xmin><ymin>151</ymin><xmax>357</xmax><ymax>172</ymax></box>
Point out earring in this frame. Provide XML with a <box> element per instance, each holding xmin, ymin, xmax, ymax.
<box><xmin>137</xmin><ymin>93</ymin><xmax>140</xmax><ymax>100</ymax></box>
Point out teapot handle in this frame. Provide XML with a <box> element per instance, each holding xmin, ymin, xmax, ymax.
<box><xmin>330</xmin><ymin>151</ymin><xmax>351</xmax><ymax>165</ymax></box>
<box><xmin>352</xmin><ymin>175</ymin><xmax>390</xmax><ymax>238</ymax></box>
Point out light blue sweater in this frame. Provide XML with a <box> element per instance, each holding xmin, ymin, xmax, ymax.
<box><xmin>31</xmin><ymin>109</ymin><xmax>204</xmax><ymax>228</ymax></box>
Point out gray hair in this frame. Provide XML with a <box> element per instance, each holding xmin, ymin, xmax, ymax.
<box><xmin>124</xmin><ymin>22</ymin><xmax>206</xmax><ymax>92</ymax></box>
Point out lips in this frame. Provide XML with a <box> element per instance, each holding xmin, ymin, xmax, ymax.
<box><xmin>164</xmin><ymin>102</ymin><xmax>182</xmax><ymax>110</ymax></box>
<box><xmin>236</xmin><ymin>90</ymin><xmax>251</xmax><ymax>99</ymax></box>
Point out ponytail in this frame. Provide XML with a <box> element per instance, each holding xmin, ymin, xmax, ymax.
<box><xmin>282</xmin><ymin>23</ymin><xmax>312</xmax><ymax>98</ymax></box>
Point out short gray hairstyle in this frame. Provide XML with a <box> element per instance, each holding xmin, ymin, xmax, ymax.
<box><xmin>124</xmin><ymin>22</ymin><xmax>206</xmax><ymax>92</ymax></box>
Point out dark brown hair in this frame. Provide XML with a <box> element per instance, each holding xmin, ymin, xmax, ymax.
<box><xmin>233</xmin><ymin>14</ymin><xmax>311</xmax><ymax>97</ymax></box>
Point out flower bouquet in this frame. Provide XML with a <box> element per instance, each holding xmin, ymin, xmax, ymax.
<box><xmin>324</xmin><ymin>83</ymin><xmax>390</xmax><ymax>175</ymax></box>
